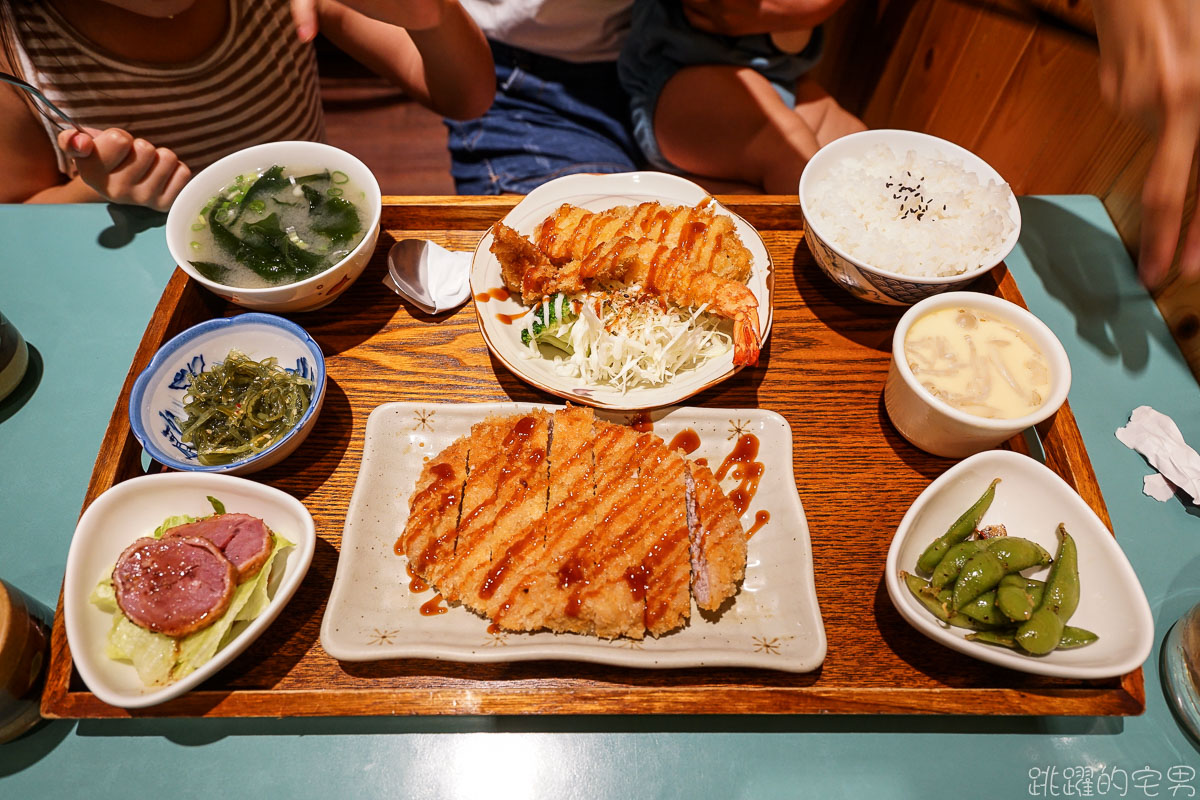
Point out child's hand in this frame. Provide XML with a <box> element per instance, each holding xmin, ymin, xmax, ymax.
<box><xmin>57</xmin><ymin>128</ymin><xmax>191</xmax><ymax>212</ymax></box>
<box><xmin>290</xmin><ymin>0</ymin><xmax>447</xmax><ymax>41</ymax></box>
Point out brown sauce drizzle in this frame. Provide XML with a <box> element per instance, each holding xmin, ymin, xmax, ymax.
<box><xmin>747</xmin><ymin>510</ymin><xmax>770</xmax><ymax>538</ymax></box>
<box><xmin>559</xmin><ymin>558</ymin><xmax>586</xmax><ymax>618</ymax></box>
<box><xmin>397</xmin><ymin>461</ymin><xmax>459</xmax><ymax>558</ymax></box>
<box><xmin>420</xmin><ymin>593</ymin><xmax>448</xmax><ymax>616</ymax></box>
<box><xmin>486</xmin><ymin>622</ymin><xmax>502</xmax><ymax>635</ymax></box>
<box><xmin>624</xmin><ymin>563</ymin><xmax>650</xmax><ymax>602</ymax></box>
<box><xmin>504</xmin><ymin>415</ymin><xmax>537</xmax><ymax>446</ymax></box>
<box><xmin>405</xmin><ymin>563</ymin><xmax>428</xmax><ymax>593</ymax></box>
<box><xmin>715</xmin><ymin>434</ymin><xmax>759</xmax><ymax>480</ymax></box>
<box><xmin>679</xmin><ymin>219</ymin><xmax>706</xmax><ymax>252</ymax></box>
<box><xmin>495</xmin><ymin>312</ymin><xmax>525</xmax><ymax>325</ymax></box>
<box><xmin>630</xmin><ymin>412</ymin><xmax>653</xmax><ymax>432</ymax></box>
<box><xmin>716</xmin><ymin>434</ymin><xmax>764</xmax><ymax>516</ymax></box>
<box><xmin>694</xmin><ymin>457</ymin><xmax>708</xmax><ymax>467</ymax></box>
<box><xmin>669</xmin><ymin>429</ymin><xmax>701</xmax><ymax>455</ymax></box>
<box><xmin>728</xmin><ymin>460</ymin><xmax>765</xmax><ymax>517</ymax></box>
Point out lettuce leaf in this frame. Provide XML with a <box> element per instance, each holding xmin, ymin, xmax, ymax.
<box><xmin>151</xmin><ymin>514</ymin><xmax>196</xmax><ymax>539</ymax></box>
<box><xmin>90</xmin><ymin>526</ymin><xmax>294</xmax><ymax>686</ymax></box>
<box><xmin>174</xmin><ymin>532</ymin><xmax>292</xmax><ymax>679</ymax></box>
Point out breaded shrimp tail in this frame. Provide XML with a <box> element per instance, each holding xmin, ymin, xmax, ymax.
<box><xmin>488</xmin><ymin>203</ymin><xmax>762</xmax><ymax>365</ymax></box>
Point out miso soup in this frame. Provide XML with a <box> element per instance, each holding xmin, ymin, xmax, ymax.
<box><xmin>188</xmin><ymin>165</ymin><xmax>368</xmax><ymax>288</ymax></box>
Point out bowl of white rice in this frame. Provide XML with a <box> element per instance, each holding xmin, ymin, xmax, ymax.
<box><xmin>799</xmin><ymin>129</ymin><xmax>1020</xmax><ymax>306</ymax></box>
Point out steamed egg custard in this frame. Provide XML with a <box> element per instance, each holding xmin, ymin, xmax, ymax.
<box><xmin>188</xmin><ymin>165</ymin><xmax>367</xmax><ymax>289</ymax></box>
<box><xmin>904</xmin><ymin>306</ymin><xmax>1050</xmax><ymax>419</ymax></box>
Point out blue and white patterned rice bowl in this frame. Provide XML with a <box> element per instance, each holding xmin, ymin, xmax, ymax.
<box><xmin>798</xmin><ymin>129</ymin><xmax>1021</xmax><ymax>306</ymax></box>
<box><xmin>128</xmin><ymin>313</ymin><xmax>326</xmax><ymax>475</ymax></box>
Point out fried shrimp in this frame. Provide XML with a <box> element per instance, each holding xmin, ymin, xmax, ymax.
<box><xmin>490</xmin><ymin>199</ymin><xmax>762</xmax><ymax>366</ymax></box>
<box><xmin>534</xmin><ymin>200</ymin><xmax>752</xmax><ymax>283</ymax></box>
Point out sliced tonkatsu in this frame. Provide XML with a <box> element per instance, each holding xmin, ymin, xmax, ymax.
<box><xmin>399</xmin><ymin>437</ymin><xmax>469</xmax><ymax>579</ymax></box>
<box><xmin>686</xmin><ymin>463</ymin><xmax>748</xmax><ymax>611</ymax></box>
<box><xmin>485</xmin><ymin>405</ymin><xmax>599</xmax><ymax>633</ymax></box>
<box><xmin>434</xmin><ymin>411</ymin><xmax>551</xmax><ymax>606</ymax></box>
<box><xmin>399</xmin><ymin>407</ymin><xmax>750</xmax><ymax>639</ymax></box>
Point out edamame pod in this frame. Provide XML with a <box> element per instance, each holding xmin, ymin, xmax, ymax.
<box><xmin>916</xmin><ymin>478</ymin><xmax>1000</xmax><ymax>574</ymax></box>
<box><xmin>952</xmin><ymin>537</ymin><xmax>1053</xmax><ymax>610</ymax></box>
<box><xmin>957</xmin><ymin>590</ymin><xmax>1012</xmax><ymax>627</ymax></box>
<box><xmin>966</xmin><ymin>625</ymin><xmax>1097</xmax><ymax>651</ymax></box>
<box><xmin>901</xmin><ymin>571</ymin><xmax>989</xmax><ymax>630</ymax></box>
<box><xmin>1057</xmin><ymin>625</ymin><xmax>1099</xmax><ymax>649</ymax></box>
<box><xmin>930</xmin><ymin>540</ymin><xmax>990</xmax><ymax>590</ymax></box>
<box><xmin>995</xmin><ymin>575</ymin><xmax>1045</xmax><ymax>622</ymax></box>
<box><xmin>1015</xmin><ymin>525</ymin><xmax>1080</xmax><ymax>655</ymax></box>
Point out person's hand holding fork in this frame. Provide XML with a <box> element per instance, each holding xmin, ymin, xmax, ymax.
<box><xmin>56</xmin><ymin>127</ymin><xmax>191</xmax><ymax>212</ymax></box>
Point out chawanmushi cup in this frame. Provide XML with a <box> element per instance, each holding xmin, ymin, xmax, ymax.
<box><xmin>883</xmin><ymin>291</ymin><xmax>1071</xmax><ymax>458</ymax></box>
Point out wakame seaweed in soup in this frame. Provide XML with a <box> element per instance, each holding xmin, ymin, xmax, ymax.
<box><xmin>188</xmin><ymin>165</ymin><xmax>367</xmax><ymax>288</ymax></box>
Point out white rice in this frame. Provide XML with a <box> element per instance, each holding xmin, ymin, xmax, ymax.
<box><xmin>808</xmin><ymin>144</ymin><xmax>1015</xmax><ymax>277</ymax></box>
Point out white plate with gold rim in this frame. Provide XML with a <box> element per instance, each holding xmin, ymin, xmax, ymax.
<box><xmin>469</xmin><ymin>172</ymin><xmax>774</xmax><ymax>411</ymax></box>
<box><xmin>319</xmin><ymin>402</ymin><xmax>824</xmax><ymax>672</ymax></box>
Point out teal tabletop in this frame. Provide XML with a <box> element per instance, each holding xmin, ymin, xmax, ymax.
<box><xmin>1</xmin><ymin>197</ymin><xmax>1198</xmax><ymax>798</ymax></box>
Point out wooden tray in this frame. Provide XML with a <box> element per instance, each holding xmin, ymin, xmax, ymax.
<box><xmin>41</xmin><ymin>197</ymin><xmax>1144</xmax><ymax>718</ymax></box>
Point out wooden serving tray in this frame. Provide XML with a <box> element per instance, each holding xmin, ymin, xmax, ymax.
<box><xmin>42</xmin><ymin>197</ymin><xmax>1144</xmax><ymax>718</ymax></box>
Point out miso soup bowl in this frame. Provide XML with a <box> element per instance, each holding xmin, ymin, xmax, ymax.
<box><xmin>799</xmin><ymin>129</ymin><xmax>1020</xmax><ymax>306</ymax></box>
<box><xmin>884</xmin><ymin>291</ymin><xmax>1071</xmax><ymax>458</ymax></box>
<box><xmin>166</xmin><ymin>141</ymin><xmax>381</xmax><ymax>313</ymax></box>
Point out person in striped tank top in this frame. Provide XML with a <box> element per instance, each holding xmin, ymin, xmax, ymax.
<box><xmin>0</xmin><ymin>0</ymin><xmax>494</xmax><ymax>209</ymax></box>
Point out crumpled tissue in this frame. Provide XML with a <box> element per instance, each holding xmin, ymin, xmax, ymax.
<box><xmin>385</xmin><ymin>238</ymin><xmax>471</xmax><ymax>314</ymax></box>
<box><xmin>1116</xmin><ymin>405</ymin><xmax>1200</xmax><ymax>504</ymax></box>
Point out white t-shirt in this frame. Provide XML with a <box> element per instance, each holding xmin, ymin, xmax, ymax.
<box><xmin>458</xmin><ymin>0</ymin><xmax>632</xmax><ymax>62</ymax></box>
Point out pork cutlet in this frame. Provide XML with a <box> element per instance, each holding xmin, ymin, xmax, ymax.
<box><xmin>398</xmin><ymin>407</ymin><xmax>748</xmax><ymax>639</ymax></box>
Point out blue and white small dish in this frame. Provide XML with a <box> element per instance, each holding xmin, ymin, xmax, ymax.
<box><xmin>129</xmin><ymin>313</ymin><xmax>326</xmax><ymax>475</ymax></box>
<box><xmin>799</xmin><ymin>129</ymin><xmax>1021</xmax><ymax>306</ymax></box>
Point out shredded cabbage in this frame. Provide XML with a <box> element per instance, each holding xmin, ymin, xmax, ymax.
<box><xmin>518</xmin><ymin>290</ymin><xmax>732</xmax><ymax>394</ymax></box>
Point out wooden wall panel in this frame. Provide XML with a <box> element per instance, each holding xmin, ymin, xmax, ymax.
<box><xmin>921</xmin><ymin>9</ymin><xmax>1033</xmax><ymax>148</ymax></box>
<box><xmin>867</xmin><ymin>0</ymin><xmax>982</xmax><ymax>133</ymax></box>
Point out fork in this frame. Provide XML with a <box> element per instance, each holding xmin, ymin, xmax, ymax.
<box><xmin>0</xmin><ymin>70</ymin><xmax>83</xmax><ymax>133</ymax></box>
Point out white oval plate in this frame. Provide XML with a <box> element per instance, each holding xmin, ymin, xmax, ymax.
<box><xmin>884</xmin><ymin>450</ymin><xmax>1153</xmax><ymax>679</ymax></box>
<box><xmin>469</xmin><ymin>172</ymin><xmax>774</xmax><ymax>411</ymax></box>
<box><xmin>64</xmin><ymin>473</ymin><xmax>316</xmax><ymax>708</ymax></box>
<box><xmin>320</xmin><ymin>402</ymin><xmax>825</xmax><ymax>673</ymax></box>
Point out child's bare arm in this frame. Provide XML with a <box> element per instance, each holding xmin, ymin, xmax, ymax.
<box><xmin>0</xmin><ymin>49</ymin><xmax>82</xmax><ymax>203</ymax></box>
<box><xmin>293</xmin><ymin>0</ymin><xmax>494</xmax><ymax>120</ymax></box>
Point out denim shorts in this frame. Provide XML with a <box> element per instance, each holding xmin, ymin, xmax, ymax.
<box><xmin>618</xmin><ymin>1</ymin><xmax>825</xmax><ymax>172</ymax></box>
<box><xmin>444</xmin><ymin>42</ymin><xmax>643</xmax><ymax>195</ymax></box>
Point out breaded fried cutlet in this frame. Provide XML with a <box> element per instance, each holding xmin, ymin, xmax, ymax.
<box><xmin>400</xmin><ymin>408</ymin><xmax>749</xmax><ymax>639</ymax></box>
<box><xmin>686</xmin><ymin>463</ymin><xmax>748</xmax><ymax>612</ymax></box>
<box><xmin>486</xmin><ymin>405</ymin><xmax>599</xmax><ymax>633</ymax></box>
<box><xmin>400</xmin><ymin>439</ymin><xmax>468</xmax><ymax>578</ymax></box>
<box><xmin>631</xmin><ymin>435</ymin><xmax>692</xmax><ymax>637</ymax></box>
<box><xmin>569</xmin><ymin>422</ymin><xmax>660</xmax><ymax>639</ymax></box>
<box><xmin>434</xmin><ymin>411</ymin><xmax>551</xmax><ymax>607</ymax></box>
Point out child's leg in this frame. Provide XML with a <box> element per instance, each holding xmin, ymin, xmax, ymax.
<box><xmin>654</xmin><ymin>66</ymin><xmax>865</xmax><ymax>193</ymax></box>
<box><xmin>654</xmin><ymin>64</ymin><xmax>818</xmax><ymax>194</ymax></box>
<box><xmin>793</xmin><ymin>76</ymin><xmax>867</xmax><ymax>149</ymax></box>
